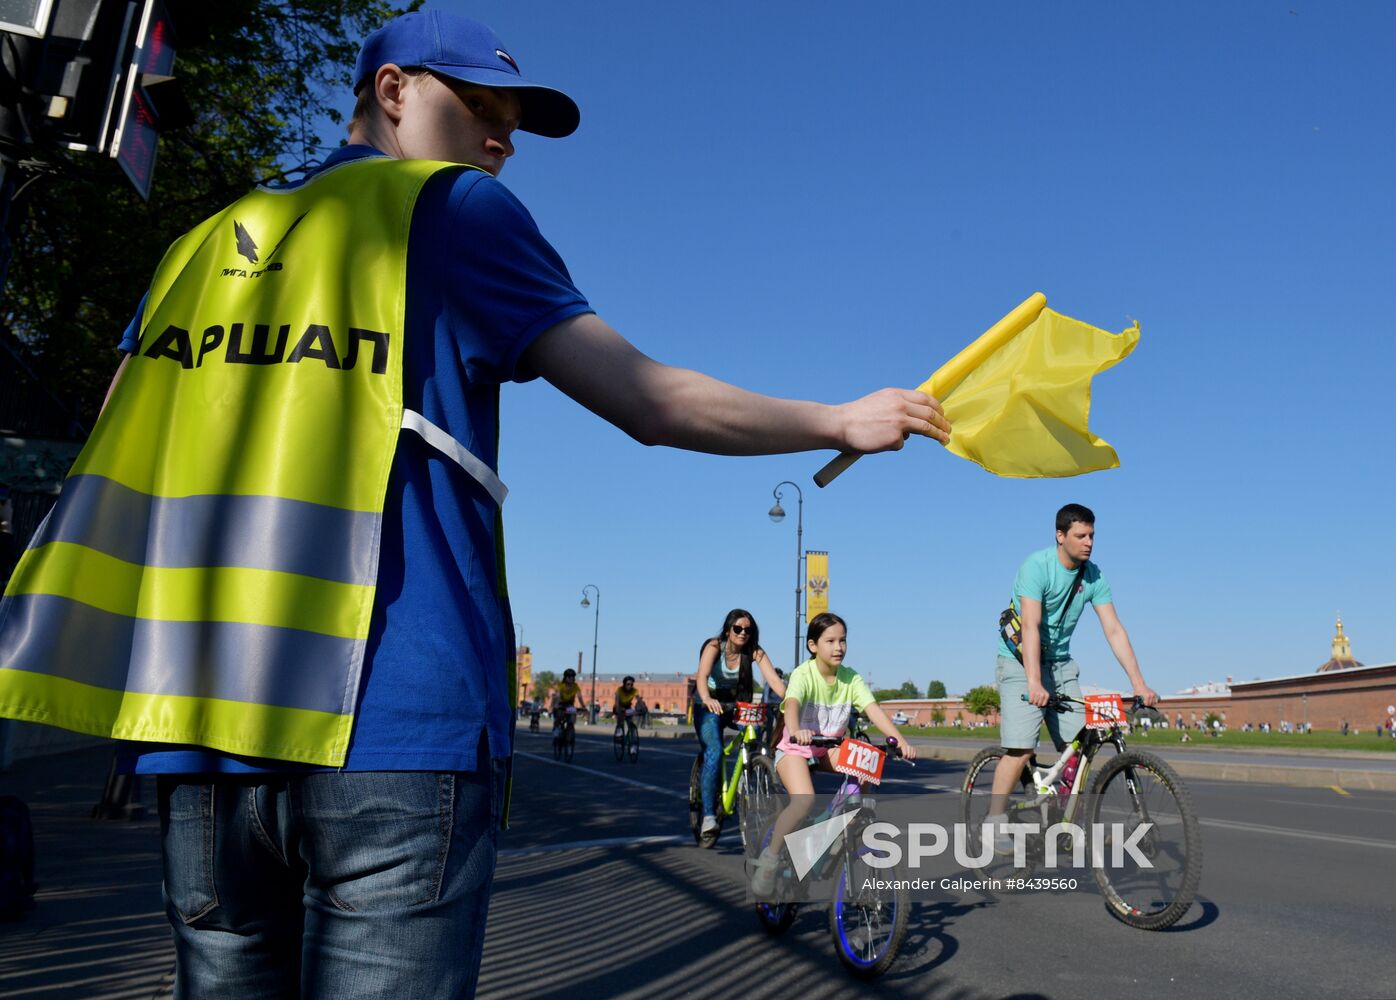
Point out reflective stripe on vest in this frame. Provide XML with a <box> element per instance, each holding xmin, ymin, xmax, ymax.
<box><xmin>0</xmin><ymin>158</ymin><xmax>501</xmax><ymax>767</ymax></box>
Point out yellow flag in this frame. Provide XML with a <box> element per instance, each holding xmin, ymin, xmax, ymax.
<box><xmin>805</xmin><ymin>551</ymin><xmax>829</xmax><ymax>621</ymax></box>
<box><xmin>918</xmin><ymin>293</ymin><xmax>1139</xmax><ymax>479</ymax></box>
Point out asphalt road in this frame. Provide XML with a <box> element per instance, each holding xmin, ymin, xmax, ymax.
<box><xmin>480</xmin><ymin>729</ymin><xmax>1396</xmax><ymax>1000</ymax></box>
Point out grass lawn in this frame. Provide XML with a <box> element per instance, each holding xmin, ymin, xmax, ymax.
<box><xmin>894</xmin><ymin>722</ymin><xmax>1396</xmax><ymax>752</ymax></box>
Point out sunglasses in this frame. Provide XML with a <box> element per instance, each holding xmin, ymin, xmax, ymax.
<box><xmin>730</xmin><ymin>624</ymin><xmax>752</xmax><ymax>635</ymax></box>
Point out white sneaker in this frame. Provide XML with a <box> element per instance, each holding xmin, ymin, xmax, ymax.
<box><xmin>984</xmin><ymin>813</ymin><xmax>1015</xmax><ymax>855</ymax></box>
<box><xmin>700</xmin><ymin>815</ymin><xmax>719</xmax><ymax>836</ymax></box>
<box><xmin>751</xmin><ymin>851</ymin><xmax>780</xmax><ymax>896</ymax></box>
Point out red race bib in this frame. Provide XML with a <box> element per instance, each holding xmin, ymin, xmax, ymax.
<box><xmin>734</xmin><ymin>702</ymin><xmax>766</xmax><ymax>727</ymax></box>
<box><xmin>833</xmin><ymin>738</ymin><xmax>886</xmax><ymax>785</ymax></box>
<box><xmin>1084</xmin><ymin>693</ymin><xmax>1129</xmax><ymax>731</ymax></box>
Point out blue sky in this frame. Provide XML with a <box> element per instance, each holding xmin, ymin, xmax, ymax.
<box><xmin>333</xmin><ymin>1</ymin><xmax>1393</xmax><ymax>696</ymax></box>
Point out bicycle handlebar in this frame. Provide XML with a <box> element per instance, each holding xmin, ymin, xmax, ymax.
<box><xmin>804</xmin><ymin>734</ymin><xmax>912</xmax><ymax>764</ymax></box>
<box><xmin>1019</xmin><ymin>692</ymin><xmax>1160</xmax><ymax>720</ymax></box>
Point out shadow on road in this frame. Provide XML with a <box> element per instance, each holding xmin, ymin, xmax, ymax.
<box><xmin>0</xmin><ymin>745</ymin><xmax>174</xmax><ymax>999</ymax></box>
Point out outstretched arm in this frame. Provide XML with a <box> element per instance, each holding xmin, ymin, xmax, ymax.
<box><xmin>525</xmin><ymin>313</ymin><xmax>950</xmax><ymax>455</ymax></box>
<box><xmin>1094</xmin><ymin>603</ymin><xmax>1157</xmax><ymax>706</ymax></box>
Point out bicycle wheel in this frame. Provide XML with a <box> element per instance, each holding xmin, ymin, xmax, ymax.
<box><xmin>564</xmin><ymin>725</ymin><xmax>575</xmax><ymax>764</ymax></box>
<box><xmin>737</xmin><ymin>754</ymin><xmax>781</xmax><ymax>854</ymax></box>
<box><xmin>1087</xmin><ymin>749</ymin><xmax>1202</xmax><ymax>930</ymax></box>
<box><xmin>687</xmin><ymin>754</ymin><xmax>705</xmax><ymax>845</ymax></box>
<box><xmin>627</xmin><ymin>724</ymin><xmax>639</xmax><ymax>763</ymax></box>
<box><xmin>960</xmin><ymin>746</ymin><xmax>1038</xmax><ymax>870</ymax></box>
<box><xmin>613</xmin><ymin>725</ymin><xmax>625</xmax><ymax>761</ymax></box>
<box><xmin>828</xmin><ymin>844</ymin><xmax>908</xmax><ymax>978</ymax></box>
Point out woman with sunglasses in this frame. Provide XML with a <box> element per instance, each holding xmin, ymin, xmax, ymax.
<box><xmin>693</xmin><ymin>609</ymin><xmax>786</xmax><ymax>837</ymax></box>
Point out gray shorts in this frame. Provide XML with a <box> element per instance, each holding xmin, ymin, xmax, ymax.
<box><xmin>996</xmin><ymin>654</ymin><xmax>1084</xmax><ymax>751</ymax></box>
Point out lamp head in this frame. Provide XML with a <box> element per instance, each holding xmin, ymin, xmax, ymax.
<box><xmin>768</xmin><ymin>503</ymin><xmax>786</xmax><ymax>523</ymax></box>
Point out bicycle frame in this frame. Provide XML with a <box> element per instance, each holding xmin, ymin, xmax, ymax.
<box><xmin>1011</xmin><ymin>702</ymin><xmax>1137</xmax><ymax>827</ymax></box>
<box><xmin>803</xmin><ymin>731</ymin><xmax>898</xmax><ymax>876</ymax></box>
<box><xmin>718</xmin><ymin>722</ymin><xmax>764</xmax><ymax>816</ymax></box>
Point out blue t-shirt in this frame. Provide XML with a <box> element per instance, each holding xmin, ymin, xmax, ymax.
<box><xmin>998</xmin><ymin>546</ymin><xmax>1112</xmax><ymax>662</ymax></box>
<box><xmin>118</xmin><ymin>146</ymin><xmax>593</xmax><ymax>774</ymax></box>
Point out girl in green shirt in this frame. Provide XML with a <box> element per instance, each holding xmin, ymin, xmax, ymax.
<box><xmin>753</xmin><ymin>612</ymin><xmax>917</xmax><ymax>895</ymax></box>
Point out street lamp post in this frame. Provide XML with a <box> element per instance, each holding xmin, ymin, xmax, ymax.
<box><xmin>580</xmin><ymin>585</ymin><xmax>600</xmax><ymax>723</ymax></box>
<box><xmin>768</xmin><ymin>482</ymin><xmax>804</xmax><ymax>671</ymax></box>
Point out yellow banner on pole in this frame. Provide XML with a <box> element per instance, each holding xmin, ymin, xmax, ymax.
<box><xmin>806</xmin><ymin>551</ymin><xmax>829</xmax><ymax>621</ymax></box>
<box><xmin>518</xmin><ymin>646</ymin><xmax>532</xmax><ymax>701</ymax></box>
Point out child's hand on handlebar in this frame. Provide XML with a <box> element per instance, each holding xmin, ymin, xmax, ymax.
<box><xmin>1026</xmin><ymin>681</ymin><xmax>1050</xmax><ymax>707</ymax></box>
<box><xmin>793</xmin><ymin>728</ymin><xmax>814</xmax><ymax>745</ymax></box>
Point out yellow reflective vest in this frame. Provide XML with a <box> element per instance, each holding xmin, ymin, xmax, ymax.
<box><xmin>0</xmin><ymin>158</ymin><xmax>505</xmax><ymax>767</ymax></box>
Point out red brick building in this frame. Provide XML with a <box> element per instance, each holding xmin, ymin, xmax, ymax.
<box><xmin>1149</xmin><ymin>618</ymin><xmax>1394</xmax><ymax>733</ymax></box>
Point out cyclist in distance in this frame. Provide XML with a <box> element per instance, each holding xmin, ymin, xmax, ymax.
<box><xmin>613</xmin><ymin>676</ymin><xmax>641</xmax><ymax>727</ymax></box>
<box><xmin>987</xmin><ymin>504</ymin><xmax>1160</xmax><ymax>845</ymax></box>
<box><xmin>552</xmin><ymin>668</ymin><xmax>585</xmax><ymax>730</ymax></box>
<box><xmin>694</xmin><ymin>609</ymin><xmax>786</xmax><ymax>838</ymax></box>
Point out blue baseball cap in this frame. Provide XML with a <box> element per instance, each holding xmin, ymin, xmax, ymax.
<box><xmin>354</xmin><ymin>11</ymin><xmax>580</xmax><ymax>138</ymax></box>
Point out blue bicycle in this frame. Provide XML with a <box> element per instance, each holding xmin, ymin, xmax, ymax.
<box><xmin>753</xmin><ymin>728</ymin><xmax>912</xmax><ymax>979</ymax></box>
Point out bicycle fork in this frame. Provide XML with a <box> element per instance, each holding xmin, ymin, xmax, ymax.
<box><xmin>720</xmin><ymin>739</ymin><xmax>747</xmax><ymax>816</ymax></box>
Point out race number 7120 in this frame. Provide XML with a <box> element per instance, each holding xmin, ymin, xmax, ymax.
<box><xmin>834</xmin><ymin>738</ymin><xmax>886</xmax><ymax>785</ymax></box>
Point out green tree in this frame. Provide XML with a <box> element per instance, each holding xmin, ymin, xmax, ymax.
<box><xmin>530</xmin><ymin>670</ymin><xmax>558</xmax><ymax>706</ymax></box>
<box><xmin>927</xmin><ymin>679</ymin><xmax>948</xmax><ymax>699</ymax></box>
<box><xmin>874</xmin><ymin>680</ymin><xmax>920</xmax><ymax>701</ymax></box>
<box><xmin>930</xmin><ymin>707</ymin><xmax>946</xmax><ymax>726</ymax></box>
<box><xmin>963</xmin><ymin>684</ymin><xmax>1000</xmax><ymax>720</ymax></box>
<box><xmin>3</xmin><ymin>0</ymin><xmax>419</xmax><ymax>425</ymax></box>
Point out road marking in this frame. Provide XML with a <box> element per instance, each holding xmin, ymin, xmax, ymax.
<box><xmin>1199</xmin><ymin>816</ymin><xmax>1396</xmax><ymax>851</ymax></box>
<box><xmin>499</xmin><ymin>834</ymin><xmax>689</xmax><ymax>858</ymax></box>
<box><xmin>514</xmin><ymin>750</ymin><xmax>689</xmax><ymax>800</ymax></box>
<box><xmin>519</xmin><ymin>731</ymin><xmax>698</xmax><ymax>758</ymax></box>
<box><xmin>1329</xmin><ymin>785</ymin><xmax>1351</xmax><ymax>796</ymax></box>
<box><xmin>624</xmin><ymin>744</ymin><xmax>697</xmax><ymax>759</ymax></box>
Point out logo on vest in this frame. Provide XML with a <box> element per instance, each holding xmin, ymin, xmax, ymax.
<box><xmin>222</xmin><ymin>213</ymin><xmax>307</xmax><ymax>279</ymax></box>
<box><xmin>142</xmin><ymin>322</ymin><xmax>389</xmax><ymax>374</ymax></box>
<box><xmin>234</xmin><ymin>221</ymin><xmax>258</xmax><ymax>262</ymax></box>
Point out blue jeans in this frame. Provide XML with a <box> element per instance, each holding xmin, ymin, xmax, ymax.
<box><xmin>157</xmin><ymin>758</ymin><xmax>505</xmax><ymax>999</ymax></box>
<box><xmin>693</xmin><ymin>701</ymin><xmax>729</xmax><ymax>816</ymax></box>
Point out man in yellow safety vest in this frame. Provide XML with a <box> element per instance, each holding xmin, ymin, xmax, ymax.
<box><xmin>0</xmin><ymin>11</ymin><xmax>948</xmax><ymax>995</ymax></box>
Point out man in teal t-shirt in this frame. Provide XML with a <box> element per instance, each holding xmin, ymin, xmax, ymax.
<box><xmin>987</xmin><ymin>504</ymin><xmax>1159</xmax><ymax>837</ymax></box>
